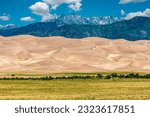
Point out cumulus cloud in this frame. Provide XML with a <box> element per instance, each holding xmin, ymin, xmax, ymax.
<box><xmin>119</xmin><ymin>0</ymin><xmax>146</xmax><ymax>4</ymax></box>
<box><xmin>29</xmin><ymin>2</ymin><xmax>52</xmax><ymax>22</ymax></box>
<box><xmin>43</xmin><ymin>0</ymin><xmax>82</xmax><ymax>11</ymax></box>
<box><xmin>125</xmin><ymin>8</ymin><xmax>150</xmax><ymax>20</ymax></box>
<box><xmin>0</xmin><ymin>15</ymin><xmax>9</xmax><ymax>21</ymax></box>
<box><xmin>68</xmin><ymin>2</ymin><xmax>82</xmax><ymax>11</ymax></box>
<box><xmin>121</xmin><ymin>10</ymin><xmax>125</xmax><ymax>16</ymax></box>
<box><xmin>20</xmin><ymin>16</ymin><xmax>34</xmax><ymax>22</ymax></box>
<box><xmin>30</xmin><ymin>0</ymin><xmax>82</xmax><ymax>21</ymax></box>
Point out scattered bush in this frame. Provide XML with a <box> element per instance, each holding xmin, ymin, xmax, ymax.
<box><xmin>111</xmin><ymin>73</ymin><xmax>118</xmax><ymax>77</ymax></box>
<box><xmin>0</xmin><ymin>72</ymin><xmax>150</xmax><ymax>80</ymax></box>
<box><xmin>105</xmin><ymin>75</ymin><xmax>112</xmax><ymax>79</ymax></box>
<box><xmin>97</xmin><ymin>74</ymin><xmax>103</xmax><ymax>79</ymax></box>
<box><xmin>11</xmin><ymin>74</ymin><xmax>15</xmax><ymax>77</ymax></box>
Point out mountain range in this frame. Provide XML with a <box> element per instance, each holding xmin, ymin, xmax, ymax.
<box><xmin>0</xmin><ymin>24</ymin><xmax>18</xmax><ymax>30</ymax></box>
<box><xmin>0</xmin><ymin>15</ymin><xmax>150</xmax><ymax>41</ymax></box>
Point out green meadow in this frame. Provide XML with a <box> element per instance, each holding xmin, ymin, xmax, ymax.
<box><xmin>0</xmin><ymin>72</ymin><xmax>150</xmax><ymax>100</ymax></box>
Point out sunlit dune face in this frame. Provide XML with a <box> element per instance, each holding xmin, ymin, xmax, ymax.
<box><xmin>0</xmin><ymin>36</ymin><xmax>150</xmax><ymax>73</ymax></box>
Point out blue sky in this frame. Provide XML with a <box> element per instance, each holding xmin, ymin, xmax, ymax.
<box><xmin>0</xmin><ymin>0</ymin><xmax>150</xmax><ymax>26</ymax></box>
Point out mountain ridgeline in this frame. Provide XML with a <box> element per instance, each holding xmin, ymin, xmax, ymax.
<box><xmin>0</xmin><ymin>15</ymin><xmax>150</xmax><ymax>40</ymax></box>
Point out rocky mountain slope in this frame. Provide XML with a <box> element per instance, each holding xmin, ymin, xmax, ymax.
<box><xmin>0</xmin><ymin>15</ymin><xmax>150</xmax><ymax>40</ymax></box>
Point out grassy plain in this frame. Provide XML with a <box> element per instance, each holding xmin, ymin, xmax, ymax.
<box><xmin>0</xmin><ymin>78</ymin><xmax>150</xmax><ymax>100</ymax></box>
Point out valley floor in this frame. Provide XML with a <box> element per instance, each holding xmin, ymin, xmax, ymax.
<box><xmin>0</xmin><ymin>78</ymin><xmax>150</xmax><ymax>100</ymax></box>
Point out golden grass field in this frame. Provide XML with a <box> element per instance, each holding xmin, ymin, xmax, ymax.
<box><xmin>0</xmin><ymin>78</ymin><xmax>150</xmax><ymax>100</ymax></box>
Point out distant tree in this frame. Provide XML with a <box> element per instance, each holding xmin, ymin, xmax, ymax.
<box><xmin>125</xmin><ymin>73</ymin><xmax>136</xmax><ymax>78</ymax></box>
<box><xmin>11</xmin><ymin>74</ymin><xmax>15</xmax><ymax>77</ymax></box>
<box><xmin>119</xmin><ymin>74</ymin><xmax>125</xmax><ymax>78</ymax></box>
<box><xmin>111</xmin><ymin>73</ymin><xmax>118</xmax><ymax>78</ymax></box>
<box><xmin>135</xmin><ymin>73</ymin><xmax>140</xmax><ymax>78</ymax></box>
<box><xmin>97</xmin><ymin>74</ymin><xmax>103</xmax><ymax>79</ymax></box>
<box><xmin>105</xmin><ymin>75</ymin><xmax>112</xmax><ymax>79</ymax></box>
<box><xmin>42</xmin><ymin>76</ymin><xmax>53</xmax><ymax>80</ymax></box>
<box><xmin>143</xmin><ymin>74</ymin><xmax>150</xmax><ymax>79</ymax></box>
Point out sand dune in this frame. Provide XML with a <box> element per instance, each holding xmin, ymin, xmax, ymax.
<box><xmin>0</xmin><ymin>35</ymin><xmax>150</xmax><ymax>73</ymax></box>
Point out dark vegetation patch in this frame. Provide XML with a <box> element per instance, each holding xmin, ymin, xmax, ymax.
<box><xmin>0</xmin><ymin>73</ymin><xmax>150</xmax><ymax>80</ymax></box>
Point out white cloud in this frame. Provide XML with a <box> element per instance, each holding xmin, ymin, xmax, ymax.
<box><xmin>68</xmin><ymin>2</ymin><xmax>82</xmax><ymax>11</ymax></box>
<box><xmin>121</xmin><ymin>10</ymin><xmax>125</xmax><ymax>16</ymax></box>
<box><xmin>30</xmin><ymin>0</ymin><xmax>82</xmax><ymax>22</ymax></box>
<box><xmin>20</xmin><ymin>16</ymin><xmax>34</xmax><ymax>22</ymax></box>
<box><xmin>43</xmin><ymin>0</ymin><xmax>82</xmax><ymax>11</ymax></box>
<box><xmin>0</xmin><ymin>15</ymin><xmax>9</xmax><ymax>21</ymax></box>
<box><xmin>119</xmin><ymin>0</ymin><xmax>146</xmax><ymax>4</ymax></box>
<box><xmin>29</xmin><ymin>2</ymin><xmax>52</xmax><ymax>22</ymax></box>
<box><xmin>125</xmin><ymin>8</ymin><xmax>150</xmax><ymax>20</ymax></box>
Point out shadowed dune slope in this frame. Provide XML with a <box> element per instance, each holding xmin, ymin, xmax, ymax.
<box><xmin>0</xmin><ymin>35</ymin><xmax>150</xmax><ymax>73</ymax></box>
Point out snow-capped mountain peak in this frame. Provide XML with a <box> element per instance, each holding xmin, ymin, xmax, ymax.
<box><xmin>0</xmin><ymin>24</ymin><xmax>18</xmax><ymax>30</ymax></box>
<box><xmin>46</xmin><ymin>14</ymin><xmax>121</xmax><ymax>26</ymax></box>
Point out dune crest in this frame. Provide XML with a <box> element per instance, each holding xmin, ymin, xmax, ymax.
<box><xmin>0</xmin><ymin>36</ymin><xmax>150</xmax><ymax>73</ymax></box>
